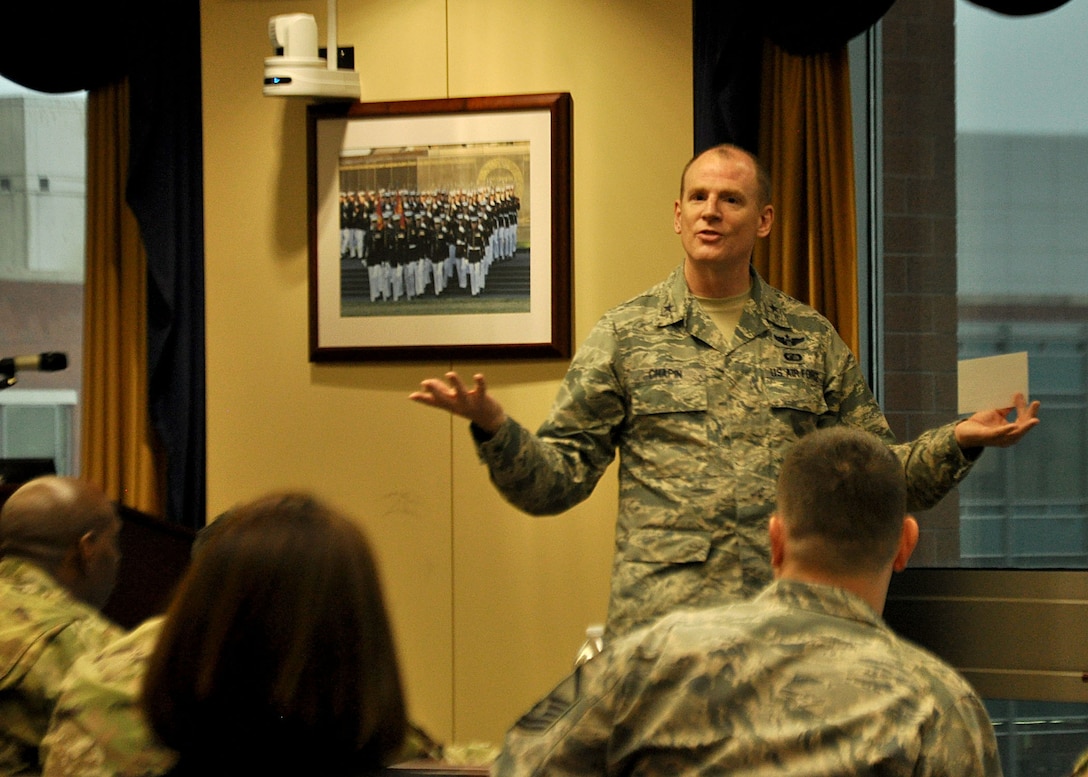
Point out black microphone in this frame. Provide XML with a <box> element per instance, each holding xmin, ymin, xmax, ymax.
<box><xmin>0</xmin><ymin>352</ymin><xmax>69</xmax><ymax>374</ymax></box>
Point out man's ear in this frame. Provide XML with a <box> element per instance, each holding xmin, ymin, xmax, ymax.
<box><xmin>75</xmin><ymin>529</ymin><xmax>99</xmax><ymax>573</ymax></box>
<box><xmin>769</xmin><ymin>514</ymin><xmax>786</xmax><ymax>572</ymax></box>
<box><xmin>892</xmin><ymin>516</ymin><xmax>920</xmax><ymax>573</ymax></box>
<box><xmin>757</xmin><ymin>204</ymin><xmax>774</xmax><ymax>237</ymax></box>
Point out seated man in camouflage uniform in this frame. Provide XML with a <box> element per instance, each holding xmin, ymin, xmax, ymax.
<box><xmin>37</xmin><ymin>509</ymin><xmax>245</xmax><ymax>777</ymax></box>
<box><xmin>0</xmin><ymin>476</ymin><xmax>124</xmax><ymax>775</ymax></box>
<box><xmin>492</xmin><ymin>427</ymin><xmax>1003</xmax><ymax>776</ymax></box>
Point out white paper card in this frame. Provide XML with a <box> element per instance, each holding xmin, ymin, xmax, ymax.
<box><xmin>957</xmin><ymin>352</ymin><xmax>1029</xmax><ymax>415</ymax></box>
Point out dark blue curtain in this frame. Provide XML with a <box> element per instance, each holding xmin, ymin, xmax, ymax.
<box><xmin>127</xmin><ymin>4</ymin><xmax>207</xmax><ymax>531</ymax></box>
<box><xmin>692</xmin><ymin>0</ymin><xmax>763</xmax><ymax>155</ymax></box>
<box><xmin>692</xmin><ymin>0</ymin><xmax>893</xmax><ymax>152</ymax></box>
<box><xmin>0</xmin><ymin>2</ymin><xmax>207</xmax><ymax>530</ymax></box>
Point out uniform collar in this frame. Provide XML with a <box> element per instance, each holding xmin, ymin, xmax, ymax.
<box><xmin>657</xmin><ymin>264</ymin><xmax>794</xmax><ymax>348</ymax></box>
<box><xmin>656</xmin><ymin>264</ymin><xmax>690</xmax><ymax>327</ymax></box>
<box><xmin>746</xmin><ymin>268</ymin><xmax>794</xmax><ymax>331</ymax></box>
<box><xmin>759</xmin><ymin>578</ymin><xmax>884</xmax><ymax>629</ymax></box>
<box><xmin>0</xmin><ymin>555</ymin><xmax>61</xmax><ymax>594</ymax></box>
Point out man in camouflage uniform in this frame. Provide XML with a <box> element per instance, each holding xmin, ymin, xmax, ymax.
<box><xmin>37</xmin><ymin>501</ymin><xmax>244</xmax><ymax>777</ymax></box>
<box><xmin>410</xmin><ymin>144</ymin><xmax>1040</xmax><ymax>638</ymax></box>
<box><xmin>0</xmin><ymin>476</ymin><xmax>124</xmax><ymax>775</ymax></box>
<box><xmin>492</xmin><ymin>427</ymin><xmax>1004</xmax><ymax>776</ymax></box>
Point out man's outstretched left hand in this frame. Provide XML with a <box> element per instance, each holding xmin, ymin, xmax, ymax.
<box><xmin>955</xmin><ymin>392</ymin><xmax>1041</xmax><ymax>449</ymax></box>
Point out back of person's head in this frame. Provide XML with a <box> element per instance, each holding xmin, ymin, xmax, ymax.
<box><xmin>776</xmin><ymin>427</ymin><xmax>907</xmax><ymax>575</ymax></box>
<box><xmin>141</xmin><ymin>491</ymin><xmax>407</xmax><ymax>775</ymax></box>
<box><xmin>0</xmin><ymin>475</ymin><xmax>121</xmax><ymax>607</ymax></box>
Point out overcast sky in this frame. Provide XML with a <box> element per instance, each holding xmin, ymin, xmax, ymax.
<box><xmin>0</xmin><ymin>77</ymin><xmax>82</xmax><ymax>98</ymax></box>
<box><xmin>0</xmin><ymin>76</ymin><xmax>25</xmax><ymax>96</ymax></box>
<box><xmin>956</xmin><ymin>0</ymin><xmax>1088</xmax><ymax>134</ymax></box>
<box><xmin>4</xmin><ymin>0</ymin><xmax>1086</xmax><ymax>131</ymax></box>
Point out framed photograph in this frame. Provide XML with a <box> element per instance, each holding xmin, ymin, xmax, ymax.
<box><xmin>307</xmin><ymin>92</ymin><xmax>572</xmax><ymax>362</ymax></box>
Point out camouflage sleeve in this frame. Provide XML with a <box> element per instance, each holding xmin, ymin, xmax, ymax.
<box><xmin>28</xmin><ymin>617</ymin><xmax>123</xmax><ymax>716</ymax></box>
<box><xmin>41</xmin><ymin>708</ymin><xmax>177</xmax><ymax>777</ymax></box>
<box><xmin>0</xmin><ymin>616</ymin><xmax>122</xmax><ymax>776</ymax></box>
<box><xmin>824</xmin><ymin>334</ymin><xmax>975</xmax><ymax>511</ymax></box>
<box><xmin>61</xmin><ymin>618</ymin><xmax>125</xmax><ymax>663</ymax></box>
<box><xmin>40</xmin><ymin>618</ymin><xmax>177</xmax><ymax>777</ymax></box>
<box><xmin>476</xmin><ymin>319</ymin><xmax>625</xmax><ymax>515</ymax></box>
<box><xmin>893</xmin><ymin>422</ymin><xmax>977</xmax><ymax>511</ymax></box>
<box><xmin>492</xmin><ymin>650</ymin><xmax>630</xmax><ymax>777</ymax></box>
<box><xmin>916</xmin><ymin>692</ymin><xmax>1004</xmax><ymax>776</ymax></box>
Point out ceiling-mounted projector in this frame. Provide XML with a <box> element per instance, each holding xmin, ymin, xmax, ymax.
<box><xmin>263</xmin><ymin>5</ymin><xmax>360</xmax><ymax>100</ymax></box>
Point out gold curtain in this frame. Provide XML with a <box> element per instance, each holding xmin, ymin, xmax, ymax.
<box><xmin>81</xmin><ymin>79</ymin><xmax>165</xmax><ymax>515</ymax></box>
<box><xmin>753</xmin><ymin>39</ymin><xmax>860</xmax><ymax>356</ymax></box>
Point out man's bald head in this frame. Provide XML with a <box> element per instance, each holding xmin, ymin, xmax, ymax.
<box><xmin>0</xmin><ymin>476</ymin><xmax>122</xmax><ymax>608</ymax></box>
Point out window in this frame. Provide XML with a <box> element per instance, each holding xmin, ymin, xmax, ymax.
<box><xmin>0</xmin><ymin>389</ymin><xmax>76</xmax><ymax>474</ymax></box>
<box><xmin>952</xmin><ymin>9</ymin><xmax>1088</xmax><ymax>766</ymax></box>
<box><xmin>0</xmin><ymin>76</ymin><xmax>85</xmax><ymax>476</ymax></box>
<box><xmin>955</xmin><ymin>10</ymin><xmax>1088</xmax><ymax>566</ymax></box>
<box><xmin>864</xmin><ymin>3</ymin><xmax>1088</xmax><ymax>775</ymax></box>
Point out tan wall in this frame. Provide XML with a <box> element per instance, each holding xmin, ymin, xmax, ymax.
<box><xmin>200</xmin><ymin>0</ymin><xmax>692</xmax><ymax>746</ymax></box>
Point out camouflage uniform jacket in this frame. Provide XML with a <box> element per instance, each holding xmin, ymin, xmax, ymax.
<box><xmin>40</xmin><ymin>616</ymin><xmax>177</xmax><ymax>777</ymax></box>
<box><xmin>492</xmin><ymin>579</ymin><xmax>1003</xmax><ymax>777</ymax></box>
<box><xmin>475</xmin><ymin>265</ymin><xmax>976</xmax><ymax>637</ymax></box>
<box><xmin>0</xmin><ymin>556</ymin><xmax>122</xmax><ymax>775</ymax></box>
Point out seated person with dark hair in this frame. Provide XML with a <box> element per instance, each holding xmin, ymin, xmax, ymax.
<box><xmin>42</xmin><ymin>495</ymin><xmax>446</xmax><ymax>777</ymax></box>
<box><xmin>139</xmin><ymin>491</ymin><xmax>408</xmax><ymax>777</ymax></box>
<box><xmin>493</xmin><ymin>426</ymin><xmax>1003</xmax><ymax>776</ymax></box>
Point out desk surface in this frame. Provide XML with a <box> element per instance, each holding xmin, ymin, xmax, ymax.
<box><xmin>389</xmin><ymin>762</ymin><xmax>491</xmax><ymax>776</ymax></box>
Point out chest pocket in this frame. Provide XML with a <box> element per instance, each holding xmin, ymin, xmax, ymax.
<box><xmin>764</xmin><ymin>368</ymin><xmax>829</xmax><ymax>439</ymax></box>
<box><xmin>629</xmin><ymin>377</ymin><xmax>708</xmax><ymax>416</ymax></box>
<box><xmin>626</xmin><ymin>376</ymin><xmax>709</xmax><ymax>479</ymax></box>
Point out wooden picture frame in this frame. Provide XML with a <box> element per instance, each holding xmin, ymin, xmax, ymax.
<box><xmin>307</xmin><ymin>92</ymin><xmax>572</xmax><ymax>362</ymax></box>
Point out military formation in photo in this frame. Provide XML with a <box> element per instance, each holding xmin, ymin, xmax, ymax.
<box><xmin>340</xmin><ymin>185</ymin><xmax>521</xmax><ymax>302</ymax></box>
